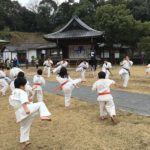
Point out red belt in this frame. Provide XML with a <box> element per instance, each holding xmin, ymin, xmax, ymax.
<box><xmin>52</xmin><ymin>81</ymin><xmax>68</xmax><ymax>93</ymax></box>
<box><xmin>34</xmin><ymin>83</ymin><xmax>41</xmax><ymax>86</ymax></box>
<box><xmin>99</xmin><ymin>92</ymin><xmax>111</xmax><ymax>96</ymax></box>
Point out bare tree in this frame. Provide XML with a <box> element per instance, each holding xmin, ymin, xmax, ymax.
<box><xmin>27</xmin><ymin>0</ymin><xmax>41</xmax><ymax>13</ymax></box>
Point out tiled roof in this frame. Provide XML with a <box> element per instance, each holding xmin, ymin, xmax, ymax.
<box><xmin>4</xmin><ymin>43</ymin><xmax>56</xmax><ymax>52</ymax></box>
<box><xmin>44</xmin><ymin>16</ymin><xmax>104</xmax><ymax>40</ymax></box>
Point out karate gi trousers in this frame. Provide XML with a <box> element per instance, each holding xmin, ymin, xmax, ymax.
<box><xmin>97</xmin><ymin>95</ymin><xmax>116</xmax><ymax>117</ymax></box>
<box><xmin>43</xmin><ymin>66</ymin><xmax>47</xmax><ymax>73</ymax></box>
<box><xmin>146</xmin><ymin>68</ymin><xmax>150</xmax><ymax>74</ymax></box>
<box><xmin>119</xmin><ymin>69</ymin><xmax>129</xmax><ymax>87</ymax></box>
<box><xmin>102</xmin><ymin>68</ymin><xmax>110</xmax><ymax>79</ymax></box>
<box><xmin>105</xmin><ymin>70</ymin><xmax>110</xmax><ymax>79</ymax></box>
<box><xmin>19</xmin><ymin>102</ymin><xmax>51</xmax><ymax>143</ymax></box>
<box><xmin>62</xmin><ymin>79</ymin><xmax>82</xmax><ymax>107</ymax></box>
<box><xmin>76</xmin><ymin>68</ymin><xmax>86</xmax><ymax>81</ymax></box>
<box><xmin>53</xmin><ymin>65</ymin><xmax>62</xmax><ymax>74</ymax></box>
<box><xmin>0</xmin><ymin>79</ymin><xmax>9</xmax><ymax>95</ymax></box>
<box><xmin>47</xmin><ymin>67</ymin><xmax>51</xmax><ymax>77</ymax></box>
<box><xmin>32</xmin><ymin>90</ymin><xmax>43</xmax><ymax>102</ymax></box>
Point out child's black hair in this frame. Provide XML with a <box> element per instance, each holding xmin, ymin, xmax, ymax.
<box><xmin>17</xmin><ymin>71</ymin><xmax>25</xmax><ymax>78</ymax></box>
<box><xmin>14</xmin><ymin>77</ymin><xmax>27</xmax><ymax>88</ymax></box>
<box><xmin>58</xmin><ymin>67</ymin><xmax>68</xmax><ymax>78</ymax></box>
<box><xmin>98</xmin><ymin>71</ymin><xmax>106</xmax><ymax>79</ymax></box>
<box><xmin>37</xmin><ymin>69</ymin><xmax>42</xmax><ymax>75</ymax></box>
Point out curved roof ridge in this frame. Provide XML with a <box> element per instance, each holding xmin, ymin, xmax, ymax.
<box><xmin>74</xmin><ymin>16</ymin><xmax>99</xmax><ymax>32</ymax></box>
<box><xmin>44</xmin><ymin>16</ymin><xmax>101</xmax><ymax>36</ymax></box>
<box><xmin>44</xmin><ymin>16</ymin><xmax>104</xmax><ymax>40</ymax></box>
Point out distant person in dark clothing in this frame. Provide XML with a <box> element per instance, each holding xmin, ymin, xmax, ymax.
<box><xmin>16</xmin><ymin>59</ymin><xmax>20</xmax><ymax>67</ymax></box>
<box><xmin>35</xmin><ymin>59</ymin><xmax>39</xmax><ymax>69</ymax></box>
<box><xmin>5</xmin><ymin>58</ymin><xmax>10</xmax><ymax>69</ymax></box>
<box><xmin>90</xmin><ymin>50</ymin><xmax>97</xmax><ymax>71</ymax></box>
<box><xmin>141</xmin><ymin>54</ymin><xmax>145</xmax><ymax>65</ymax></box>
<box><xmin>13</xmin><ymin>58</ymin><xmax>17</xmax><ymax>67</ymax></box>
<box><xmin>25</xmin><ymin>58</ymin><xmax>29</xmax><ymax>69</ymax></box>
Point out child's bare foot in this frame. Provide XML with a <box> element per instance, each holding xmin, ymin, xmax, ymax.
<box><xmin>0</xmin><ymin>91</ymin><xmax>5</xmax><ymax>96</ymax></box>
<box><xmin>100</xmin><ymin>116</ymin><xmax>108</xmax><ymax>121</ymax></box>
<box><xmin>65</xmin><ymin>106</ymin><xmax>71</xmax><ymax>109</ymax></box>
<box><xmin>41</xmin><ymin>116</ymin><xmax>51</xmax><ymax>121</ymax></box>
<box><xmin>76</xmin><ymin>85</ymin><xmax>80</xmax><ymax>88</ymax></box>
<box><xmin>21</xmin><ymin>141</ymin><xmax>31</xmax><ymax>150</ymax></box>
<box><xmin>111</xmin><ymin>116</ymin><xmax>118</xmax><ymax>125</ymax></box>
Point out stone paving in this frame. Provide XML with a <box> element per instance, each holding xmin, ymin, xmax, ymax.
<box><xmin>41</xmin><ymin>80</ymin><xmax>150</xmax><ymax>116</ymax></box>
<box><xmin>28</xmin><ymin>77</ymin><xmax>150</xmax><ymax>116</ymax></box>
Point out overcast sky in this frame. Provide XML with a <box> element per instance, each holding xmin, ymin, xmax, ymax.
<box><xmin>13</xmin><ymin>0</ymin><xmax>79</xmax><ymax>6</ymax></box>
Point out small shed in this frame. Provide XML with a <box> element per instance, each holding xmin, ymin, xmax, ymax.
<box><xmin>3</xmin><ymin>43</ymin><xmax>56</xmax><ymax>64</ymax></box>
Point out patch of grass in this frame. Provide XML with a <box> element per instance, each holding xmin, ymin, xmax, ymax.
<box><xmin>1</xmin><ymin>92</ymin><xmax>150</xmax><ymax>150</ymax></box>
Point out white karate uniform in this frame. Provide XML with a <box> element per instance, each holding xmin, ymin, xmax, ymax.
<box><xmin>10</xmin><ymin>80</ymin><xmax>33</xmax><ymax>97</ymax></box>
<box><xmin>43</xmin><ymin>60</ymin><xmax>53</xmax><ymax>77</ymax></box>
<box><xmin>92</xmin><ymin>79</ymin><xmax>116</xmax><ymax>117</ymax></box>
<box><xmin>102</xmin><ymin>62</ymin><xmax>112</xmax><ymax>79</ymax></box>
<box><xmin>53</xmin><ymin>61</ymin><xmax>68</xmax><ymax>74</ymax></box>
<box><xmin>146</xmin><ymin>64</ymin><xmax>150</xmax><ymax>74</ymax></box>
<box><xmin>9</xmin><ymin>88</ymin><xmax>51</xmax><ymax>143</ymax></box>
<box><xmin>0</xmin><ymin>70</ymin><xmax>9</xmax><ymax>95</ymax></box>
<box><xmin>33</xmin><ymin>75</ymin><xmax>45</xmax><ymax>102</ymax></box>
<box><xmin>43</xmin><ymin>60</ymin><xmax>47</xmax><ymax>73</ymax></box>
<box><xmin>119</xmin><ymin>60</ymin><xmax>133</xmax><ymax>87</ymax></box>
<box><xmin>9</xmin><ymin>67</ymin><xmax>23</xmax><ymax>79</ymax></box>
<box><xmin>76</xmin><ymin>62</ymin><xmax>89</xmax><ymax>80</ymax></box>
<box><xmin>56</xmin><ymin>76</ymin><xmax>82</xmax><ymax>107</ymax></box>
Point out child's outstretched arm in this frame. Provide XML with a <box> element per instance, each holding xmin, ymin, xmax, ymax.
<box><xmin>92</xmin><ymin>82</ymin><xmax>97</xmax><ymax>91</ymax></box>
<box><xmin>22</xmin><ymin>103</ymin><xmax>30</xmax><ymax>114</ymax></box>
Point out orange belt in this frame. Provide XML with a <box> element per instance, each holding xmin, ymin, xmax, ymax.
<box><xmin>52</xmin><ymin>81</ymin><xmax>68</xmax><ymax>93</ymax></box>
<box><xmin>99</xmin><ymin>92</ymin><xmax>111</xmax><ymax>96</ymax></box>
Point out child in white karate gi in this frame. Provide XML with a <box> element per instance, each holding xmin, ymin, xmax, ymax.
<box><xmin>9</xmin><ymin>77</ymin><xmax>51</xmax><ymax>149</ymax></box>
<box><xmin>102</xmin><ymin>60</ymin><xmax>112</xmax><ymax>79</ymax></box>
<box><xmin>10</xmin><ymin>71</ymin><xmax>33</xmax><ymax>98</ymax></box>
<box><xmin>76</xmin><ymin>60</ymin><xmax>89</xmax><ymax>81</ymax></box>
<box><xmin>53</xmin><ymin>59</ymin><xmax>68</xmax><ymax>74</ymax></box>
<box><xmin>0</xmin><ymin>67</ymin><xmax>9</xmax><ymax>96</ymax></box>
<box><xmin>43</xmin><ymin>58</ymin><xmax>53</xmax><ymax>77</ymax></box>
<box><xmin>92</xmin><ymin>71</ymin><xmax>117</xmax><ymax>124</ymax></box>
<box><xmin>33</xmin><ymin>69</ymin><xmax>45</xmax><ymax>102</ymax></box>
<box><xmin>56</xmin><ymin>67</ymin><xmax>82</xmax><ymax>107</ymax></box>
<box><xmin>119</xmin><ymin>56</ymin><xmax>133</xmax><ymax>88</ymax></box>
<box><xmin>9</xmin><ymin>66</ymin><xmax>23</xmax><ymax>79</ymax></box>
<box><xmin>146</xmin><ymin>63</ymin><xmax>150</xmax><ymax>75</ymax></box>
